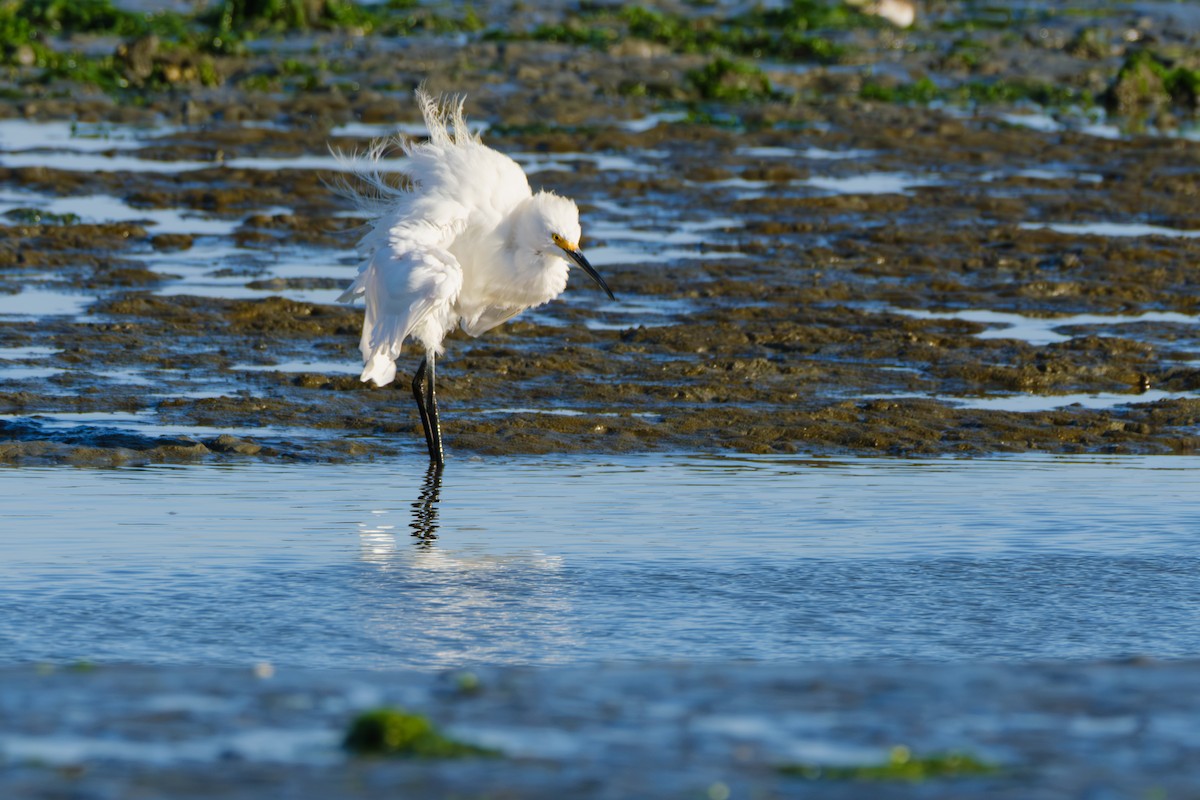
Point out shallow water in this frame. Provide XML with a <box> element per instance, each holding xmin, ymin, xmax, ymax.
<box><xmin>892</xmin><ymin>307</ymin><xmax>1200</xmax><ymax>345</ymax></box>
<box><xmin>0</xmin><ymin>119</ymin><xmax>176</xmax><ymax>152</ymax></box>
<box><xmin>1022</xmin><ymin>221</ymin><xmax>1200</xmax><ymax>238</ymax></box>
<box><xmin>3</xmin><ymin>454</ymin><xmax>1199</xmax><ymax>669</ymax></box>
<box><xmin>951</xmin><ymin>388</ymin><xmax>1196</xmax><ymax>412</ymax></box>
<box><xmin>733</xmin><ymin>145</ymin><xmax>876</xmax><ymax>160</ymax></box>
<box><xmin>997</xmin><ymin>109</ymin><xmax>1200</xmax><ymax>141</ymax></box>
<box><xmin>1</xmin><ymin>410</ymin><xmax>315</xmax><ymax>440</ymax></box>
<box><xmin>0</xmin><ymin>287</ymin><xmax>98</xmax><ymax>318</ymax></box>
<box><xmin>803</xmin><ymin>172</ymin><xmax>943</xmax><ymax>195</ymax></box>
<box><xmin>876</xmin><ymin>389</ymin><xmax>1195</xmax><ymax>412</ymax></box>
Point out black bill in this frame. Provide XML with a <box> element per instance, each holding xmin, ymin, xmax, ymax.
<box><xmin>563</xmin><ymin>247</ymin><xmax>616</xmax><ymax>300</ymax></box>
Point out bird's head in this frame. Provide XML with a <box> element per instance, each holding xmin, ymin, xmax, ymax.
<box><xmin>522</xmin><ymin>191</ymin><xmax>615</xmax><ymax>300</ymax></box>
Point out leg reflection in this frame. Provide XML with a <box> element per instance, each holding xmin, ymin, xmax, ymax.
<box><xmin>410</xmin><ymin>462</ymin><xmax>444</xmax><ymax>544</ymax></box>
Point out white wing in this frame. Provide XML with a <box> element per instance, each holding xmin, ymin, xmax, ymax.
<box><xmin>339</xmin><ymin>203</ymin><xmax>466</xmax><ymax>387</ymax></box>
<box><xmin>459</xmin><ymin>304</ymin><xmax>524</xmax><ymax>337</ymax></box>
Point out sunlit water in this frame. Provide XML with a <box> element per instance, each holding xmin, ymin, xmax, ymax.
<box><xmin>2</xmin><ymin>454</ymin><xmax>1199</xmax><ymax>669</ymax></box>
<box><xmin>872</xmin><ymin>389</ymin><xmax>1196</xmax><ymax>412</ymax></box>
<box><xmin>1022</xmin><ymin>221</ymin><xmax>1200</xmax><ymax>238</ymax></box>
<box><xmin>891</xmin><ymin>307</ymin><xmax>1200</xmax><ymax>345</ymax></box>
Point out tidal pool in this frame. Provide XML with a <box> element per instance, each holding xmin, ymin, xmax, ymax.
<box><xmin>2</xmin><ymin>454</ymin><xmax>1198</xmax><ymax>669</ymax></box>
<box><xmin>891</xmin><ymin>307</ymin><xmax>1200</xmax><ymax>345</ymax></box>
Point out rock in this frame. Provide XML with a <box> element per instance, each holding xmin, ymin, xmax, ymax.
<box><xmin>206</xmin><ymin>434</ymin><xmax>263</xmax><ymax>455</ymax></box>
<box><xmin>116</xmin><ymin>34</ymin><xmax>160</xmax><ymax>85</ymax></box>
<box><xmin>150</xmin><ymin>233</ymin><xmax>195</xmax><ymax>252</ymax></box>
<box><xmin>1105</xmin><ymin>49</ymin><xmax>1200</xmax><ymax>118</ymax></box>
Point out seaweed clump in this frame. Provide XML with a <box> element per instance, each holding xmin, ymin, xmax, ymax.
<box><xmin>780</xmin><ymin>746</ymin><xmax>998</xmax><ymax>782</ymax></box>
<box><xmin>1104</xmin><ymin>49</ymin><xmax>1200</xmax><ymax>120</ymax></box>
<box><xmin>688</xmin><ymin>57</ymin><xmax>776</xmax><ymax>102</ymax></box>
<box><xmin>202</xmin><ymin>0</ymin><xmax>375</xmax><ymax>35</ymax></box>
<box><xmin>515</xmin><ymin>1</ymin><xmax>860</xmax><ymax>66</ymax></box>
<box><xmin>343</xmin><ymin>707</ymin><xmax>499</xmax><ymax>758</ymax></box>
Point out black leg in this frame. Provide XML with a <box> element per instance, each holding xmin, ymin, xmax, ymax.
<box><xmin>425</xmin><ymin>351</ymin><xmax>445</xmax><ymax>466</ymax></box>
<box><xmin>411</xmin><ymin>357</ymin><xmax>436</xmax><ymax>459</ymax></box>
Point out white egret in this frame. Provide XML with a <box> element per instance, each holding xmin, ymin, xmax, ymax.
<box><xmin>336</xmin><ymin>90</ymin><xmax>615</xmax><ymax>467</ymax></box>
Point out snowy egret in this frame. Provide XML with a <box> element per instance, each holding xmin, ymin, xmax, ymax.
<box><xmin>336</xmin><ymin>90</ymin><xmax>615</xmax><ymax>466</ymax></box>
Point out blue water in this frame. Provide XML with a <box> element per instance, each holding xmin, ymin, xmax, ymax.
<box><xmin>1</xmin><ymin>454</ymin><xmax>1199</xmax><ymax>668</ymax></box>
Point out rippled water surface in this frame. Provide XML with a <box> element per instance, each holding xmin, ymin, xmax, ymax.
<box><xmin>3</xmin><ymin>455</ymin><xmax>1199</xmax><ymax>668</ymax></box>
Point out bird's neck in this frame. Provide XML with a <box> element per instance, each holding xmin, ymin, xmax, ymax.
<box><xmin>491</xmin><ymin>201</ymin><xmax>569</xmax><ymax>305</ymax></box>
<box><xmin>496</xmin><ymin>245</ymin><xmax>568</xmax><ymax>306</ymax></box>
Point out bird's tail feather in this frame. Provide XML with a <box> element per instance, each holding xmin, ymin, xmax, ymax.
<box><xmin>328</xmin><ymin>136</ymin><xmax>411</xmax><ymax>219</ymax></box>
<box><xmin>328</xmin><ymin>89</ymin><xmax>476</xmax><ymax>220</ymax></box>
<box><xmin>367</xmin><ymin>310</ymin><xmax>409</xmax><ymax>360</ymax></box>
<box><xmin>336</xmin><ymin>271</ymin><xmax>367</xmax><ymax>304</ymax></box>
<box><xmin>360</xmin><ymin>353</ymin><xmax>397</xmax><ymax>387</ymax></box>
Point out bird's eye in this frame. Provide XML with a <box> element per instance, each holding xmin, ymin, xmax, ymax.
<box><xmin>551</xmin><ymin>233</ymin><xmax>564</xmax><ymax>247</ymax></box>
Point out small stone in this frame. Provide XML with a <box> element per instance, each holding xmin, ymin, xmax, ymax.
<box><xmin>116</xmin><ymin>34</ymin><xmax>160</xmax><ymax>84</ymax></box>
<box><xmin>207</xmin><ymin>434</ymin><xmax>262</xmax><ymax>455</ymax></box>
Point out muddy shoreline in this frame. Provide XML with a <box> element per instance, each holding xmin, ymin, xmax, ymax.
<box><xmin>2</xmin><ymin>1</ymin><xmax>1200</xmax><ymax>464</ymax></box>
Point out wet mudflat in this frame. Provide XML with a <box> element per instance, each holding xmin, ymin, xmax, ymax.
<box><xmin>0</xmin><ymin>1</ymin><xmax>1199</xmax><ymax>463</ymax></box>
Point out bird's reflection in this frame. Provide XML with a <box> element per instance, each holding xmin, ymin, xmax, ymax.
<box><xmin>353</xmin><ymin>464</ymin><xmax>581</xmax><ymax>665</ymax></box>
<box><xmin>409</xmin><ymin>462</ymin><xmax>443</xmax><ymax>546</ymax></box>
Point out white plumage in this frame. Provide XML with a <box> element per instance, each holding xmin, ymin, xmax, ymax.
<box><xmin>335</xmin><ymin>90</ymin><xmax>614</xmax><ymax>465</ymax></box>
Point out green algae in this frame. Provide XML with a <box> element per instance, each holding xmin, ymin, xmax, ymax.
<box><xmin>4</xmin><ymin>207</ymin><xmax>79</xmax><ymax>225</ymax></box>
<box><xmin>780</xmin><ymin>746</ymin><xmax>999</xmax><ymax>782</ymax></box>
<box><xmin>688</xmin><ymin>57</ymin><xmax>776</xmax><ymax>102</ymax></box>
<box><xmin>0</xmin><ymin>0</ymin><xmax>480</xmax><ymax>94</ymax></box>
<box><xmin>508</xmin><ymin>3</ymin><xmax>853</xmax><ymax>65</ymax></box>
<box><xmin>11</xmin><ymin>0</ymin><xmax>142</xmax><ymax>36</ymax></box>
<box><xmin>861</xmin><ymin>76</ymin><xmax>1093</xmax><ymax>109</ymax></box>
<box><xmin>1105</xmin><ymin>49</ymin><xmax>1200</xmax><ymax>117</ymax></box>
<box><xmin>525</xmin><ymin>20</ymin><xmax>619</xmax><ymax>49</ymax></box>
<box><xmin>0</xmin><ymin>1</ymin><xmax>203</xmax><ymax>89</ymax></box>
<box><xmin>860</xmin><ymin>76</ymin><xmax>943</xmax><ymax>104</ymax></box>
<box><xmin>203</xmin><ymin>0</ymin><xmax>375</xmax><ymax>34</ymax></box>
<box><xmin>452</xmin><ymin>670</ymin><xmax>483</xmax><ymax>695</ymax></box>
<box><xmin>343</xmin><ymin>708</ymin><xmax>499</xmax><ymax>758</ymax></box>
